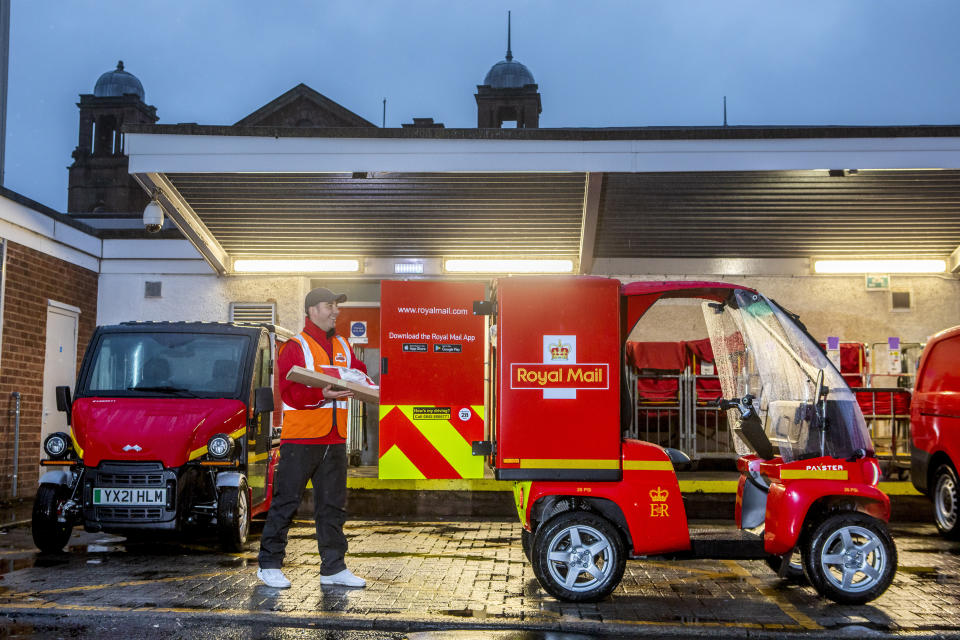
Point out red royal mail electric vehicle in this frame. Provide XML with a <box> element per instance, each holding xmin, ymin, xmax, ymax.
<box><xmin>474</xmin><ymin>277</ymin><xmax>896</xmax><ymax>604</ymax></box>
<box><xmin>33</xmin><ymin>322</ymin><xmax>289</xmax><ymax>553</ymax></box>
<box><xmin>911</xmin><ymin>324</ymin><xmax>960</xmax><ymax>538</ymax></box>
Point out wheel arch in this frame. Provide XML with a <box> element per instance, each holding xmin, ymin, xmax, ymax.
<box><xmin>530</xmin><ymin>495</ymin><xmax>630</xmax><ymax>548</ymax></box>
<box><xmin>767</xmin><ymin>483</ymin><xmax>891</xmax><ymax>556</ymax></box>
<box><xmin>802</xmin><ymin>494</ymin><xmax>889</xmax><ymax>537</ymax></box>
<box><xmin>928</xmin><ymin>452</ymin><xmax>955</xmax><ymax>494</ymax></box>
<box><xmin>38</xmin><ymin>470</ymin><xmax>73</xmax><ymax>487</ymax></box>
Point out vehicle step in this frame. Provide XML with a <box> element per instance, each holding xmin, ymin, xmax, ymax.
<box><xmin>686</xmin><ymin>526</ymin><xmax>766</xmax><ymax>560</ymax></box>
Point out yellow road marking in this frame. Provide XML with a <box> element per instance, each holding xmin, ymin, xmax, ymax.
<box><xmin>5</xmin><ymin>570</ymin><xmax>235</xmax><ymax>598</ymax></box>
<box><xmin>721</xmin><ymin>560</ymin><xmax>822</xmax><ymax>630</ymax></box>
<box><xmin>879</xmin><ymin>481</ymin><xmax>922</xmax><ymax>495</ymax></box>
<box><xmin>0</xmin><ymin>600</ymin><xmax>807</xmax><ymax>632</ymax></box>
<box><xmin>639</xmin><ymin>560</ymin><xmax>741</xmax><ymax>579</ymax></box>
<box><xmin>0</xmin><ymin>551</ymin><xmax>814</xmax><ymax>632</ymax></box>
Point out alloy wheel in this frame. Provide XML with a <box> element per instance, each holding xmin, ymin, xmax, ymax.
<box><xmin>817</xmin><ymin>524</ymin><xmax>888</xmax><ymax>593</ymax></box>
<box><xmin>545</xmin><ymin>523</ymin><xmax>614</xmax><ymax>592</ymax></box>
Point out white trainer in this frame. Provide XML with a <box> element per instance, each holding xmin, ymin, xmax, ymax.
<box><xmin>319</xmin><ymin>568</ymin><xmax>366</xmax><ymax>588</ymax></box>
<box><xmin>257</xmin><ymin>567</ymin><xmax>291</xmax><ymax>589</ymax></box>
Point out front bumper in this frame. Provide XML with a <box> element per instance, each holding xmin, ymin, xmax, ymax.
<box><xmin>81</xmin><ymin>462</ymin><xmax>179</xmax><ymax>531</ymax></box>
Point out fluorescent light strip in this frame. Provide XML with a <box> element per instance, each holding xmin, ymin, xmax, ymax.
<box><xmin>814</xmin><ymin>259</ymin><xmax>946</xmax><ymax>274</ymax></box>
<box><xmin>444</xmin><ymin>259</ymin><xmax>574</xmax><ymax>274</ymax></box>
<box><xmin>394</xmin><ymin>262</ymin><xmax>424</xmax><ymax>274</ymax></box>
<box><xmin>234</xmin><ymin>259</ymin><xmax>360</xmax><ymax>273</ymax></box>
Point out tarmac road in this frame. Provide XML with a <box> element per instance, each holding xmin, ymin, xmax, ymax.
<box><xmin>0</xmin><ymin>518</ymin><xmax>958</xmax><ymax>639</ymax></box>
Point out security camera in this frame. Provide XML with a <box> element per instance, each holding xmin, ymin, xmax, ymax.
<box><xmin>143</xmin><ymin>199</ymin><xmax>164</xmax><ymax>233</ymax></box>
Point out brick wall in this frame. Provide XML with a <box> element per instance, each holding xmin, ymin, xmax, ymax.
<box><xmin>0</xmin><ymin>240</ymin><xmax>98</xmax><ymax>499</ymax></box>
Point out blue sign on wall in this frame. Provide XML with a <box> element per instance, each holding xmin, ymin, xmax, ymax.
<box><xmin>350</xmin><ymin>321</ymin><xmax>368</xmax><ymax>343</ymax></box>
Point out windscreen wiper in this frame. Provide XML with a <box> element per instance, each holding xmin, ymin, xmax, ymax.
<box><xmin>127</xmin><ymin>385</ymin><xmax>201</xmax><ymax>398</ymax></box>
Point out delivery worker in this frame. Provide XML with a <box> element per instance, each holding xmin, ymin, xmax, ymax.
<box><xmin>257</xmin><ymin>287</ymin><xmax>367</xmax><ymax>589</ymax></box>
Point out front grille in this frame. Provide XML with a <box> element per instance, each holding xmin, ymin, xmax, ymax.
<box><xmin>97</xmin><ymin>472</ymin><xmax>164</xmax><ymax>485</ymax></box>
<box><xmin>87</xmin><ymin>462</ymin><xmax>177</xmax><ymax>524</ymax></box>
<box><xmin>97</xmin><ymin>506</ymin><xmax>164</xmax><ymax>520</ymax></box>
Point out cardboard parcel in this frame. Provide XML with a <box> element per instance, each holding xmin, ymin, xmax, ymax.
<box><xmin>286</xmin><ymin>365</ymin><xmax>380</xmax><ymax>404</ymax></box>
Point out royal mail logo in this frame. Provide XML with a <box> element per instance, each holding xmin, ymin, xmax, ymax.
<box><xmin>510</xmin><ymin>334</ymin><xmax>610</xmax><ymax>399</ymax></box>
<box><xmin>649</xmin><ymin>486</ymin><xmax>669</xmax><ymax>502</ymax></box>
<box><xmin>334</xmin><ymin>353</ymin><xmax>348</xmax><ymax>364</ymax></box>
<box><xmin>511</xmin><ymin>364</ymin><xmax>608</xmax><ymax>389</ymax></box>
<box><xmin>549</xmin><ymin>339</ymin><xmax>571</xmax><ymax>361</ymax></box>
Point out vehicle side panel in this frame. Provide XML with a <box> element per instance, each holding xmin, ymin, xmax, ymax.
<box><xmin>495</xmin><ymin>277</ymin><xmax>622</xmax><ymax>479</ymax></box>
<box><xmin>521</xmin><ymin>440</ymin><xmax>690</xmax><ymax>555</ymax></box>
<box><xmin>911</xmin><ymin>327</ymin><xmax>960</xmax><ymax>493</ymax></box>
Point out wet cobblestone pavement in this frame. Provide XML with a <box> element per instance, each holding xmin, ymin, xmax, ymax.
<box><xmin>0</xmin><ymin>519</ymin><xmax>958</xmax><ymax>637</ymax></box>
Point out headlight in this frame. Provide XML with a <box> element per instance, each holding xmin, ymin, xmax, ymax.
<box><xmin>44</xmin><ymin>432</ymin><xmax>71</xmax><ymax>459</ymax></box>
<box><xmin>207</xmin><ymin>433</ymin><xmax>235</xmax><ymax>459</ymax></box>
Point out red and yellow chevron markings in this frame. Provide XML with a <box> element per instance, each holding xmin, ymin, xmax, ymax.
<box><xmin>378</xmin><ymin>404</ymin><xmax>484</xmax><ymax>479</ymax></box>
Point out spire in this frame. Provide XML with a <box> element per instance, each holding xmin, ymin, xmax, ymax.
<box><xmin>506</xmin><ymin>11</ymin><xmax>512</xmax><ymax>61</ymax></box>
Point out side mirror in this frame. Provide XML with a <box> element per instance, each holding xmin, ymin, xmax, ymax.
<box><xmin>55</xmin><ymin>386</ymin><xmax>72</xmax><ymax>425</ymax></box>
<box><xmin>254</xmin><ymin>386</ymin><xmax>274</xmax><ymax>414</ymax></box>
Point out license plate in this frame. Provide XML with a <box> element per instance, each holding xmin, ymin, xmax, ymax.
<box><xmin>93</xmin><ymin>487</ymin><xmax>166</xmax><ymax>506</ymax></box>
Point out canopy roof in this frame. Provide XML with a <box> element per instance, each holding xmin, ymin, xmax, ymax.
<box><xmin>125</xmin><ymin>124</ymin><xmax>960</xmax><ymax>276</ymax></box>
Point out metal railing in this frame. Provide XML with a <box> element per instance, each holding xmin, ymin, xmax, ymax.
<box><xmin>852</xmin><ymin>386</ymin><xmax>912</xmax><ymax>473</ymax></box>
<box><xmin>626</xmin><ymin>373</ymin><xmax>913</xmax><ymax>468</ymax></box>
<box><xmin>626</xmin><ymin>367</ymin><xmax>735</xmax><ymax>461</ymax></box>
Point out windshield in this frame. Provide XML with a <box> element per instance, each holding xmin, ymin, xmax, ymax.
<box><xmin>703</xmin><ymin>290</ymin><xmax>873</xmax><ymax>462</ymax></box>
<box><xmin>83</xmin><ymin>332</ymin><xmax>250</xmax><ymax>398</ymax></box>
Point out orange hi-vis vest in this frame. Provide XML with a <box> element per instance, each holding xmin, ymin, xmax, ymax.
<box><xmin>281</xmin><ymin>332</ymin><xmax>352</xmax><ymax>440</ymax></box>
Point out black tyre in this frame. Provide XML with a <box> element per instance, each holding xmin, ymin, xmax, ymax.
<box><xmin>932</xmin><ymin>464</ymin><xmax>960</xmax><ymax>539</ymax></box>
<box><xmin>531</xmin><ymin>511</ymin><xmax>626</xmax><ymax>602</ymax></box>
<box><xmin>217</xmin><ymin>480</ymin><xmax>250</xmax><ymax>552</ymax></box>
<box><xmin>32</xmin><ymin>484</ymin><xmax>73</xmax><ymax>553</ymax></box>
<box><xmin>801</xmin><ymin>511</ymin><xmax>896</xmax><ymax>605</ymax></box>
<box><xmin>765</xmin><ymin>550</ymin><xmax>806</xmax><ymax>583</ymax></box>
<box><xmin>521</xmin><ymin>527</ymin><xmax>533</xmax><ymax>562</ymax></box>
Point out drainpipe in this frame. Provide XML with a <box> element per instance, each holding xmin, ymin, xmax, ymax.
<box><xmin>9</xmin><ymin>391</ymin><xmax>19</xmax><ymax>498</ymax></box>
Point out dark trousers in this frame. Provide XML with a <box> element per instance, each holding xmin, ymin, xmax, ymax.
<box><xmin>257</xmin><ymin>442</ymin><xmax>347</xmax><ymax>575</ymax></box>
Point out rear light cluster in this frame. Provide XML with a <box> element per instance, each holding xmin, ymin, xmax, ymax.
<box><xmin>863</xmin><ymin>458</ymin><xmax>881</xmax><ymax>487</ymax></box>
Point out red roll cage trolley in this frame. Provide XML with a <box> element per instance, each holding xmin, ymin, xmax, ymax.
<box><xmin>473</xmin><ymin>277</ymin><xmax>896</xmax><ymax>604</ymax></box>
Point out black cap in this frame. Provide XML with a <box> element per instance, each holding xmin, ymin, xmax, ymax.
<box><xmin>304</xmin><ymin>287</ymin><xmax>347</xmax><ymax>313</ymax></box>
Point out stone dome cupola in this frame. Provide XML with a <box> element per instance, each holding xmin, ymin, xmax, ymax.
<box><xmin>94</xmin><ymin>60</ymin><xmax>145</xmax><ymax>101</ymax></box>
<box><xmin>475</xmin><ymin>12</ymin><xmax>542</xmax><ymax>129</ymax></box>
<box><xmin>482</xmin><ymin>27</ymin><xmax>536</xmax><ymax>89</ymax></box>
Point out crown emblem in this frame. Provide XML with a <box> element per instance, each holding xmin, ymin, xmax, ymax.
<box><xmin>549</xmin><ymin>340</ymin><xmax>570</xmax><ymax>360</ymax></box>
<box><xmin>649</xmin><ymin>486</ymin><xmax>669</xmax><ymax>502</ymax></box>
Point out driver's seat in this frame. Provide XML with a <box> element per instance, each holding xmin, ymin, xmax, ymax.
<box><xmin>140</xmin><ymin>357</ymin><xmax>171</xmax><ymax>387</ymax></box>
